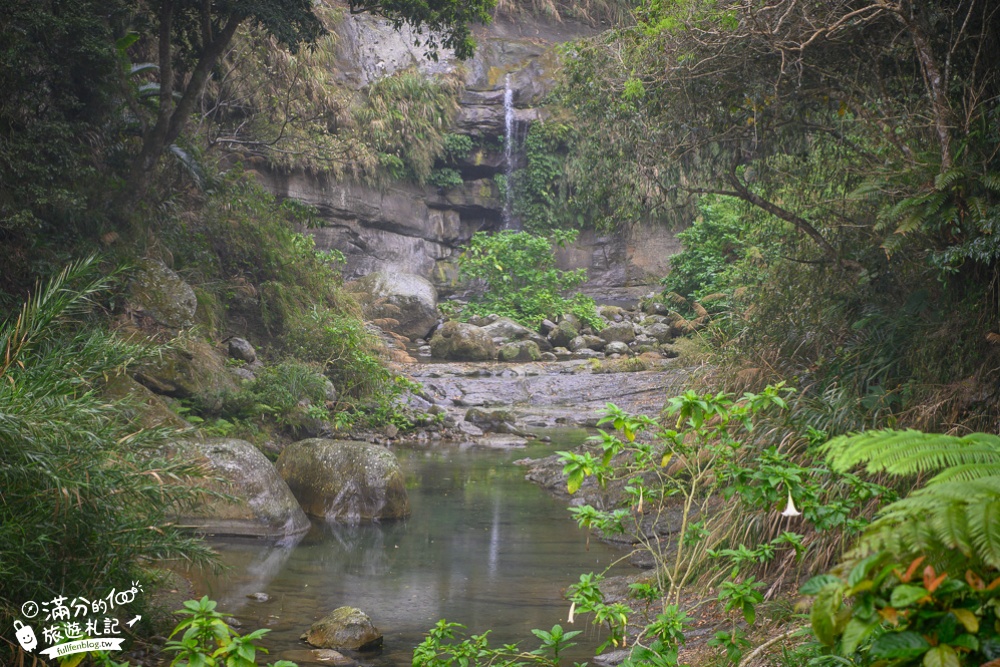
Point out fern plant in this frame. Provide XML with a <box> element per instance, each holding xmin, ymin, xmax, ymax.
<box><xmin>823</xmin><ymin>429</ymin><xmax>1000</xmax><ymax>569</ymax></box>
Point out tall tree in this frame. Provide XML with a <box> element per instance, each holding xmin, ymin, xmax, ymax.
<box><xmin>131</xmin><ymin>0</ymin><xmax>494</xmax><ymax>197</ymax></box>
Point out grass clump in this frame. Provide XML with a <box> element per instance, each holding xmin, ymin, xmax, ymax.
<box><xmin>0</xmin><ymin>259</ymin><xmax>214</xmax><ymax>652</ymax></box>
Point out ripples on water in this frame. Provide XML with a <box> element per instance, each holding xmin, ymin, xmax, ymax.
<box><xmin>187</xmin><ymin>432</ymin><xmax>628</xmax><ymax>666</ymax></box>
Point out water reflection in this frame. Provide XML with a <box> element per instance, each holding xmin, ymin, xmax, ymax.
<box><xmin>189</xmin><ymin>437</ymin><xmax>625</xmax><ymax>666</ymax></box>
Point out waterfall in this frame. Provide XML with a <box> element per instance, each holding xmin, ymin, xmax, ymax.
<box><xmin>502</xmin><ymin>74</ymin><xmax>518</xmax><ymax>229</ymax></box>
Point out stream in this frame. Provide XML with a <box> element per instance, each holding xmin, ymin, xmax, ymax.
<box><xmin>191</xmin><ymin>359</ymin><xmax>691</xmax><ymax>666</ymax></box>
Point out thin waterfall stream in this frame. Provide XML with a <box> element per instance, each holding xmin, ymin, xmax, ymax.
<box><xmin>502</xmin><ymin>73</ymin><xmax>517</xmax><ymax>229</ymax></box>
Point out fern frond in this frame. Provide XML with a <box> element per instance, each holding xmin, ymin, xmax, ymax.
<box><xmin>858</xmin><ymin>476</ymin><xmax>1000</xmax><ymax>568</ymax></box>
<box><xmin>980</xmin><ymin>171</ymin><xmax>1000</xmax><ymax>193</ymax></box>
<box><xmin>822</xmin><ymin>429</ymin><xmax>1000</xmax><ymax>474</ymax></box>
<box><xmin>928</xmin><ymin>462</ymin><xmax>1000</xmax><ymax>484</ymax></box>
<box><xmin>933</xmin><ymin>167</ymin><xmax>966</xmax><ymax>190</ymax></box>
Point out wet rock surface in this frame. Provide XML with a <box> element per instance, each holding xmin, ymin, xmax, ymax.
<box><xmin>409</xmin><ymin>359</ymin><xmax>689</xmax><ymax>429</ymax></box>
<box><xmin>275</xmin><ymin>439</ymin><xmax>410</xmax><ymax>523</ymax></box>
<box><xmin>170</xmin><ymin>438</ymin><xmax>311</xmax><ymax>538</ymax></box>
<box><xmin>302</xmin><ymin>606</ymin><xmax>383</xmax><ymax>651</ymax></box>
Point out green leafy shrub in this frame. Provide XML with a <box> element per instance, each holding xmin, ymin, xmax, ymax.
<box><xmin>511</xmin><ymin>122</ymin><xmax>580</xmax><ymax>233</ymax></box>
<box><xmin>429</xmin><ymin>168</ymin><xmax>465</xmax><ymax>190</ymax></box>
<box><xmin>805</xmin><ymin>556</ymin><xmax>1000</xmax><ymax>667</ymax></box>
<box><xmin>193</xmin><ymin>361</ymin><xmax>331</xmax><ymax>436</ymax></box>
<box><xmin>440</xmin><ymin>133</ymin><xmax>473</xmax><ymax>163</ymax></box>
<box><xmin>280</xmin><ymin>306</ymin><xmax>389</xmax><ymax>400</ymax></box>
<box><xmin>165</xmin><ymin>596</ymin><xmax>295</xmax><ymax>667</ymax></box>
<box><xmin>660</xmin><ymin>195</ymin><xmax>759</xmax><ymax>301</ymax></box>
<box><xmin>457</xmin><ymin>230</ymin><xmax>598</xmax><ymax>326</ymax></box>
<box><xmin>413</xmin><ymin>619</ymin><xmax>581</xmax><ymax>667</ymax></box>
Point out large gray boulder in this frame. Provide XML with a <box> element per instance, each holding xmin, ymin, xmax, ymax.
<box><xmin>641</xmin><ymin>322</ymin><xmax>675</xmax><ymax>344</ymax></box>
<box><xmin>275</xmin><ymin>439</ymin><xmax>410</xmax><ymax>523</ymax></box>
<box><xmin>482</xmin><ymin>317</ymin><xmax>551</xmax><ymax>351</ymax></box>
<box><xmin>429</xmin><ymin>321</ymin><xmax>496</xmax><ymax>361</ymax></box>
<box><xmin>134</xmin><ymin>340</ymin><xmax>239</xmax><ymax>408</ymax></box>
<box><xmin>302</xmin><ymin>607</ymin><xmax>383</xmax><ymax>651</ymax></box>
<box><xmin>498</xmin><ymin>340</ymin><xmax>542</xmax><ymax>362</ymax></box>
<box><xmin>599</xmin><ymin>322</ymin><xmax>637</xmax><ymax>344</ymax></box>
<box><xmin>548</xmin><ymin>321</ymin><xmax>579</xmax><ymax>349</ymax></box>
<box><xmin>172</xmin><ymin>438</ymin><xmax>311</xmax><ymax>538</ymax></box>
<box><xmin>129</xmin><ymin>258</ymin><xmax>197</xmax><ymax>328</ymax></box>
<box><xmin>570</xmin><ymin>334</ymin><xmax>606</xmax><ymax>352</ymax></box>
<box><xmin>351</xmin><ymin>271</ymin><xmax>439</xmax><ymax>340</ymax></box>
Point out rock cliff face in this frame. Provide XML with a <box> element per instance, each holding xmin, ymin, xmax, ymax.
<box><xmin>258</xmin><ymin>14</ymin><xmax>680</xmax><ymax>297</ymax></box>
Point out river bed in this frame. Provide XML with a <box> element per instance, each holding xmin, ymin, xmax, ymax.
<box><xmin>188</xmin><ymin>432</ymin><xmax>628</xmax><ymax>666</ymax></box>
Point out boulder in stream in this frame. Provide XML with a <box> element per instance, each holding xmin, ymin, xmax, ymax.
<box><xmin>351</xmin><ymin>271</ymin><xmax>439</xmax><ymax>340</ymax></box>
<box><xmin>498</xmin><ymin>340</ymin><xmax>541</xmax><ymax>362</ymax></box>
<box><xmin>302</xmin><ymin>606</ymin><xmax>383</xmax><ymax>651</ymax></box>
<box><xmin>569</xmin><ymin>334</ymin><xmax>605</xmax><ymax>352</ymax></box>
<box><xmin>275</xmin><ymin>439</ymin><xmax>410</xmax><ymax>522</ymax></box>
<box><xmin>547</xmin><ymin>321</ymin><xmax>578</xmax><ymax>348</ymax></box>
<box><xmin>171</xmin><ymin>438</ymin><xmax>311</xmax><ymax>538</ymax></box>
<box><xmin>481</xmin><ymin>317</ymin><xmax>552</xmax><ymax>350</ymax></box>
<box><xmin>599</xmin><ymin>321</ymin><xmax>636</xmax><ymax>344</ymax></box>
<box><xmin>429</xmin><ymin>321</ymin><xmax>496</xmax><ymax>361</ymax></box>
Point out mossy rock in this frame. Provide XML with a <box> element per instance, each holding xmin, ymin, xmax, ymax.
<box><xmin>429</xmin><ymin>321</ymin><xmax>496</xmax><ymax>361</ymax></box>
<box><xmin>134</xmin><ymin>339</ymin><xmax>238</xmax><ymax>407</ymax></box>
<box><xmin>275</xmin><ymin>439</ymin><xmax>410</xmax><ymax>522</ymax></box>
<box><xmin>171</xmin><ymin>438</ymin><xmax>311</xmax><ymax>538</ymax></box>
<box><xmin>548</xmin><ymin>321</ymin><xmax>578</xmax><ymax>348</ymax></box>
<box><xmin>102</xmin><ymin>373</ymin><xmax>191</xmax><ymax>431</ymax></box>
<box><xmin>302</xmin><ymin>607</ymin><xmax>382</xmax><ymax>651</ymax></box>
<box><xmin>129</xmin><ymin>258</ymin><xmax>197</xmax><ymax>328</ymax></box>
<box><xmin>599</xmin><ymin>321</ymin><xmax>636</xmax><ymax>344</ymax></box>
<box><xmin>498</xmin><ymin>340</ymin><xmax>541</xmax><ymax>362</ymax></box>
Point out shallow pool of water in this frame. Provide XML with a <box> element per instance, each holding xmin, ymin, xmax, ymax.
<box><xmin>187</xmin><ymin>433</ymin><xmax>627</xmax><ymax>665</ymax></box>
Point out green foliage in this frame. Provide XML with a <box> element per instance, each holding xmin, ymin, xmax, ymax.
<box><xmin>165</xmin><ymin>596</ymin><xmax>296</xmax><ymax>667</ymax></box>
<box><xmin>280</xmin><ymin>306</ymin><xmax>390</xmax><ymax>400</ymax></box>
<box><xmin>512</xmin><ymin>122</ymin><xmax>581</xmax><ymax>233</ymax></box>
<box><xmin>805</xmin><ymin>556</ymin><xmax>1000</xmax><ymax>667</ymax></box>
<box><xmin>441</xmin><ymin>133</ymin><xmax>474</xmax><ymax>163</ymax></box>
<box><xmin>548</xmin><ymin>0</ymin><xmax>1000</xmax><ymax>431</ymax></box>
<box><xmin>0</xmin><ymin>259</ymin><xmax>214</xmax><ymax>629</ymax></box>
<box><xmin>430</xmin><ymin>168</ymin><xmax>465</xmax><ymax>190</ymax></box>
<box><xmin>412</xmin><ymin>619</ymin><xmax>582</xmax><ymax>666</ymax></box>
<box><xmin>457</xmin><ymin>230</ymin><xmax>597</xmax><ymax>326</ymax></box>
<box><xmin>661</xmin><ymin>196</ymin><xmax>766</xmax><ymax>301</ymax></box>
<box><xmin>0</xmin><ymin>0</ymin><xmax>130</xmax><ymax>289</ymax></box>
<box><xmin>822</xmin><ymin>429</ymin><xmax>1000</xmax><ymax>571</ymax></box>
<box><xmin>195</xmin><ymin>361</ymin><xmax>331</xmax><ymax>437</ymax></box>
<box><xmin>353</xmin><ymin>71</ymin><xmax>464</xmax><ymax>183</ymax></box>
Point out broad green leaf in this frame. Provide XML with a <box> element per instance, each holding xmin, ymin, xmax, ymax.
<box><xmin>950</xmin><ymin>608</ymin><xmax>979</xmax><ymax>634</ymax></box>
<box><xmin>870</xmin><ymin>631</ymin><xmax>930</xmax><ymax>660</ymax></box>
<box><xmin>742</xmin><ymin>601</ymin><xmax>756</xmax><ymax>625</ymax></box>
<box><xmin>801</xmin><ymin>574</ymin><xmax>842</xmax><ymax>595</ymax></box>
<box><xmin>922</xmin><ymin>644</ymin><xmax>959</xmax><ymax>667</ymax></box>
<box><xmin>849</xmin><ymin>554</ymin><xmax>882</xmax><ymax>587</ymax></box>
<box><xmin>810</xmin><ymin>583</ymin><xmax>843</xmax><ymax>646</ymax></box>
<box><xmin>567</xmin><ymin>470</ymin><xmax>584</xmax><ymax>495</ymax></box>
<box><xmin>841</xmin><ymin>617</ymin><xmax>878</xmax><ymax>655</ymax></box>
<box><xmin>890</xmin><ymin>584</ymin><xmax>928</xmax><ymax>608</ymax></box>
